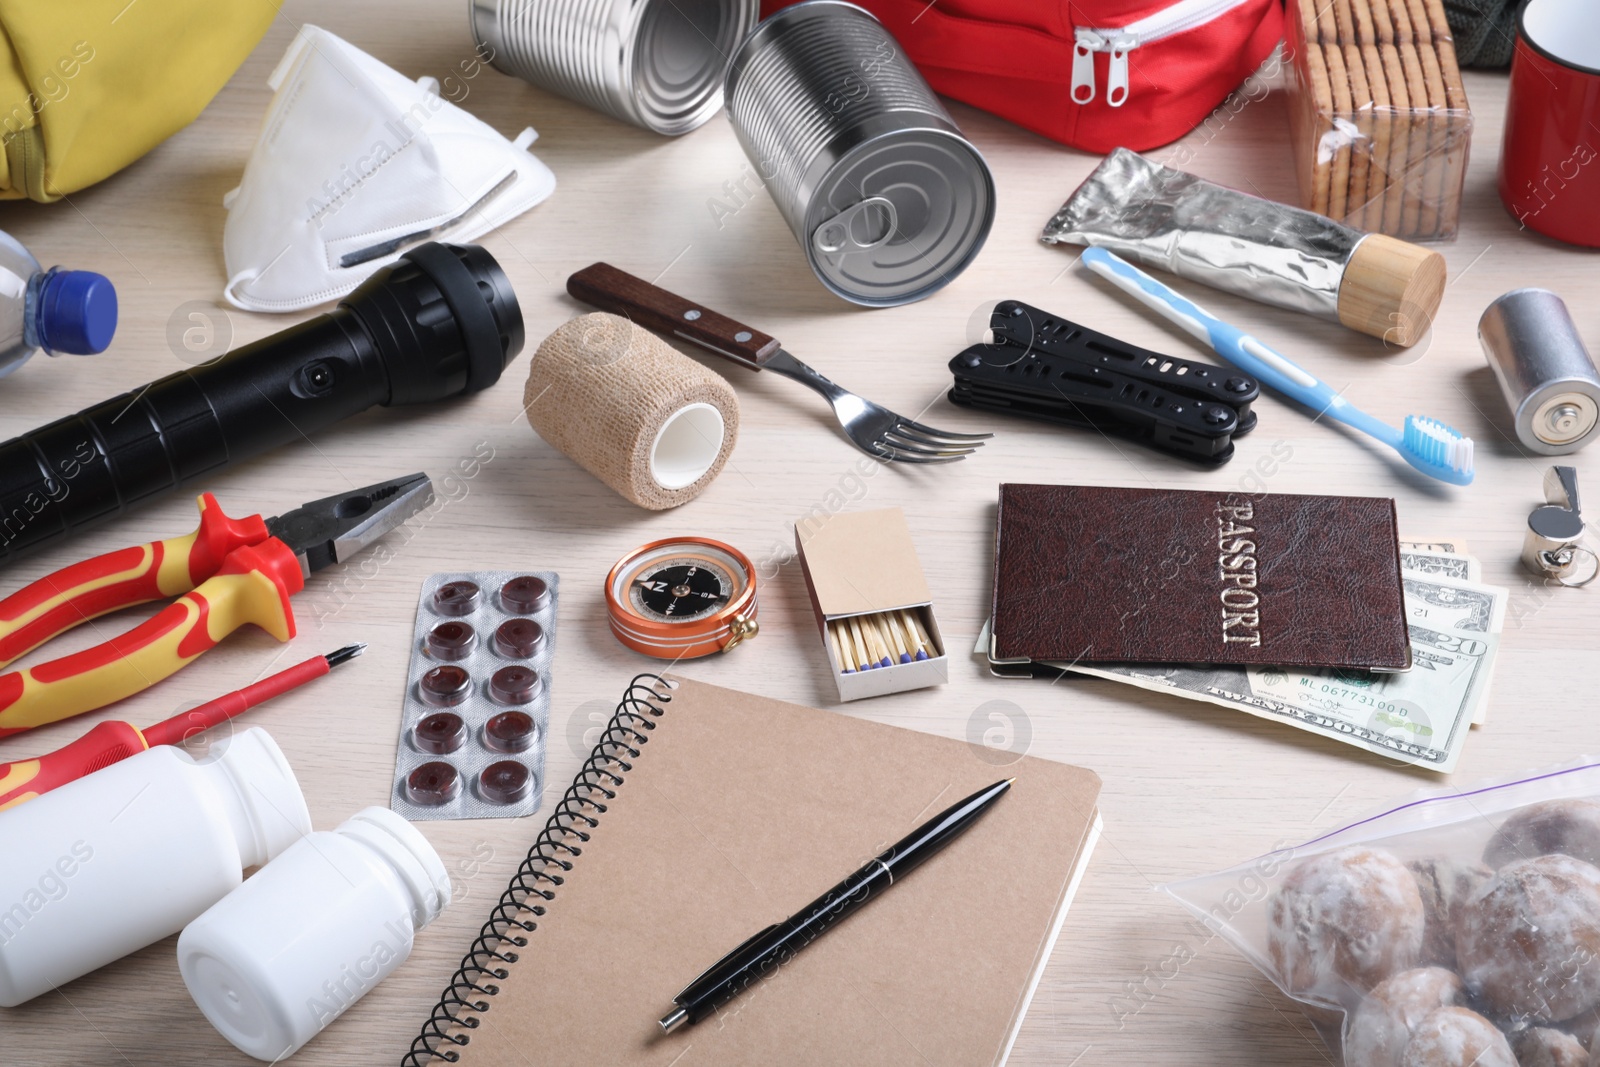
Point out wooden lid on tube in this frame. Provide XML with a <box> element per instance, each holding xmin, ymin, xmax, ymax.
<box><xmin>1337</xmin><ymin>233</ymin><xmax>1448</xmax><ymax>348</ymax></box>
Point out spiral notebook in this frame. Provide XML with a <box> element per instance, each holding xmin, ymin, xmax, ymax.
<box><xmin>403</xmin><ymin>674</ymin><xmax>1103</xmax><ymax>1066</ymax></box>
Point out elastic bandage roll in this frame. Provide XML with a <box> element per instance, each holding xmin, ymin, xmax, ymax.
<box><xmin>525</xmin><ymin>313</ymin><xmax>738</xmax><ymax>509</ymax></box>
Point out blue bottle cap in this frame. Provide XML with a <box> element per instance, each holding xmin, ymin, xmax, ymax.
<box><xmin>36</xmin><ymin>270</ymin><xmax>117</xmax><ymax>355</ymax></box>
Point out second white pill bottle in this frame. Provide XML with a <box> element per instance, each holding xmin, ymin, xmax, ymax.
<box><xmin>177</xmin><ymin>805</ymin><xmax>451</xmax><ymax>1060</ymax></box>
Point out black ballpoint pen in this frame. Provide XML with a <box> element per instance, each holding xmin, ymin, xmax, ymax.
<box><xmin>657</xmin><ymin>777</ymin><xmax>1014</xmax><ymax>1033</ymax></box>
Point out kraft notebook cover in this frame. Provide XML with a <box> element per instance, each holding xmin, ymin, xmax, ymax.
<box><xmin>989</xmin><ymin>483</ymin><xmax>1410</xmax><ymax>671</ymax></box>
<box><xmin>403</xmin><ymin>674</ymin><xmax>1103</xmax><ymax>1067</ymax></box>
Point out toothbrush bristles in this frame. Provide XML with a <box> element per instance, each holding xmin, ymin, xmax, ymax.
<box><xmin>1405</xmin><ymin>416</ymin><xmax>1474</xmax><ymax>474</ymax></box>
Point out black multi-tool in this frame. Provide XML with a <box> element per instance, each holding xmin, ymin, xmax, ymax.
<box><xmin>948</xmin><ymin>300</ymin><xmax>1260</xmax><ymax>465</ymax></box>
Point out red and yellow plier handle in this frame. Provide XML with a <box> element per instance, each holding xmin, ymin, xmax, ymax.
<box><xmin>0</xmin><ymin>493</ymin><xmax>268</xmax><ymax>668</ymax></box>
<box><xmin>0</xmin><ymin>495</ymin><xmax>301</xmax><ymax>738</ymax></box>
<box><xmin>0</xmin><ymin>473</ymin><xmax>429</xmax><ymax>739</ymax></box>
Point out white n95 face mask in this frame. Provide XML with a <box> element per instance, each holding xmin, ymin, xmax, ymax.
<box><xmin>222</xmin><ymin>25</ymin><xmax>554</xmax><ymax>312</ymax></box>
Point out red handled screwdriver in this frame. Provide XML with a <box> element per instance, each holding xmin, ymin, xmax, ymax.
<box><xmin>0</xmin><ymin>644</ymin><xmax>363</xmax><ymax>811</ymax></box>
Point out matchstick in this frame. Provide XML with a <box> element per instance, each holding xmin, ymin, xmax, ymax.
<box><xmin>896</xmin><ymin>609</ymin><xmax>925</xmax><ymax>659</ymax></box>
<box><xmin>856</xmin><ymin>616</ymin><xmax>880</xmax><ymax>667</ymax></box>
<box><xmin>863</xmin><ymin>616</ymin><xmax>892</xmax><ymax>668</ymax></box>
<box><xmin>845</xmin><ymin>615</ymin><xmax>873</xmax><ymax>670</ymax></box>
<box><xmin>883</xmin><ymin>611</ymin><xmax>912</xmax><ymax>663</ymax></box>
<box><xmin>901</xmin><ymin>609</ymin><xmax>933</xmax><ymax>660</ymax></box>
<box><xmin>828</xmin><ymin>621</ymin><xmax>852</xmax><ymax>674</ymax></box>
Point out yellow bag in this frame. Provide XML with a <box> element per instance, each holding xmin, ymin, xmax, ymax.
<box><xmin>0</xmin><ymin>0</ymin><xmax>280</xmax><ymax>201</ymax></box>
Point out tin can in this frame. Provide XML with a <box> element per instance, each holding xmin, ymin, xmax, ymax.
<box><xmin>470</xmin><ymin>0</ymin><xmax>758</xmax><ymax>135</ymax></box>
<box><xmin>723</xmin><ymin>0</ymin><xmax>995</xmax><ymax>306</ymax></box>
<box><xmin>1480</xmin><ymin>288</ymin><xmax>1600</xmax><ymax>455</ymax></box>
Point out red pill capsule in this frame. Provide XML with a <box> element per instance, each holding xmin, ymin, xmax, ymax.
<box><xmin>478</xmin><ymin>760</ymin><xmax>533</xmax><ymax>805</ymax></box>
<box><xmin>420</xmin><ymin>665</ymin><xmax>472</xmax><ymax>707</ymax></box>
<box><xmin>426</xmin><ymin>621</ymin><xmax>477</xmax><ymax>661</ymax></box>
<box><xmin>489</xmin><ymin>665</ymin><xmax>542</xmax><ymax>706</ymax></box>
<box><xmin>405</xmin><ymin>761</ymin><xmax>461</xmax><ymax>806</ymax></box>
<box><xmin>493</xmin><ymin>618</ymin><xmax>544</xmax><ymax>659</ymax></box>
<box><xmin>484</xmin><ymin>710</ymin><xmax>537</xmax><ymax>753</ymax></box>
<box><xmin>499</xmin><ymin>575</ymin><xmax>550</xmax><ymax>614</ymax></box>
<box><xmin>414</xmin><ymin>712</ymin><xmax>467</xmax><ymax>755</ymax></box>
<box><xmin>432</xmin><ymin>580</ymin><xmax>481</xmax><ymax>617</ymax></box>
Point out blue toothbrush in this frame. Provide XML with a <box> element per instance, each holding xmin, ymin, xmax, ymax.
<box><xmin>1080</xmin><ymin>247</ymin><xmax>1473</xmax><ymax>486</ymax></box>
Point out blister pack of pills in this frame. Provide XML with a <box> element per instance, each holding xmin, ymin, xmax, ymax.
<box><xmin>391</xmin><ymin>571</ymin><xmax>557</xmax><ymax>821</ymax></box>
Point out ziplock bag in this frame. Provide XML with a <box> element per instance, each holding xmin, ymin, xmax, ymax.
<box><xmin>1165</xmin><ymin>758</ymin><xmax>1600</xmax><ymax>1065</ymax></box>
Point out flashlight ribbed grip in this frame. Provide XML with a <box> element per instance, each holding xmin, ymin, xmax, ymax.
<box><xmin>0</xmin><ymin>315</ymin><xmax>381</xmax><ymax>565</ymax></box>
<box><xmin>0</xmin><ymin>377</ymin><xmax>223</xmax><ymax>558</ymax></box>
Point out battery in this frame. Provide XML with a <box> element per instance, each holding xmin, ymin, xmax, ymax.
<box><xmin>723</xmin><ymin>0</ymin><xmax>995</xmax><ymax>306</ymax></box>
<box><xmin>1480</xmin><ymin>288</ymin><xmax>1600</xmax><ymax>455</ymax></box>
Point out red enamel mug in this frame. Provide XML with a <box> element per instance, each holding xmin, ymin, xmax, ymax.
<box><xmin>1498</xmin><ymin>0</ymin><xmax>1600</xmax><ymax>245</ymax></box>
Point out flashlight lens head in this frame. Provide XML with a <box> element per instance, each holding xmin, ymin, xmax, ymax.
<box><xmin>343</xmin><ymin>242</ymin><xmax>524</xmax><ymax>407</ymax></box>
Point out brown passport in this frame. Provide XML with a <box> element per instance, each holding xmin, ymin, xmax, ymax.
<box><xmin>990</xmin><ymin>484</ymin><xmax>1410</xmax><ymax>670</ymax></box>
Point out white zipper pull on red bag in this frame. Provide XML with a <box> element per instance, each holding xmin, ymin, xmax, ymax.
<box><xmin>1071</xmin><ymin>0</ymin><xmax>1258</xmax><ymax>109</ymax></box>
<box><xmin>1071</xmin><ymin>28</ymin><xmax>1105</xmax><ymax>105</ymax></box>
<box><xmin>759</xmin><ymin>0</ymin><xmax>1285</xmax><ymax>153</ymax></box>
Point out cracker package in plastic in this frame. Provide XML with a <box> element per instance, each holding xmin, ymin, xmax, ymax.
<box><xmin>1286</xmin><ymin>0</ymin><xmax>1472</xmax><ymax>241</ymax></box>
<box><xmin>1164</xmin><ymin>759</ymin><xmax>1600</xmax><ymax>1064</ymax></box>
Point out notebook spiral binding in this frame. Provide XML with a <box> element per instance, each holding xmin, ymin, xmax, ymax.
<box><xmin>402</xmin><ymin>674</ymin><xmax>674</xmax><ymax>1065</ymax></box>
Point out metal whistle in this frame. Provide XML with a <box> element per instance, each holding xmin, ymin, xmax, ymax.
<box><xmin>1523</xmin><ymin>466</ymin><xmax>1597</xmax><ymax>585</ymax></box>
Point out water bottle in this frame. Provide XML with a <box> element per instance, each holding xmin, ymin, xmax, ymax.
<box><xmin>0</xmin><ymin>229</ymin><xmax>117</xmax><ymax>377</ymax></box>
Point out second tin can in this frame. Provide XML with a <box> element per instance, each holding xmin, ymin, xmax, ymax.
<box><xmin>724</xmin><ymin>1</ymin><xmax>995</xmax><ymax>307</ymax></box>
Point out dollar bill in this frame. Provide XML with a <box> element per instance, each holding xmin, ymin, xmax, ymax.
<box><xmin>1056</xmin><ymin>573</ymin><xmax>1506</xmax><ymax>773</ymax></box>
<box><xmin>1400</xmin><ymin>569</ymin><xmax>1504</xmax><ymax>725</ymax></box>
<box><xmin>1397</xmin><ymin>552</ymin><xmax>1500</xmax><ymax>723</ymax></box>
<box><xmin>1399</xmin><ymin>550</ymin><xmax>1480</xmax><ymax>583</ymax></box>
<box><xmin>1401</xmin><ymin>538</ymin><xmax>1470</xmax><ymax>555</ymax></box>
<box><xmin>1401</xmin><ymin>572</ymin><xmax>1505</xmax><ymax>634</ymax></box>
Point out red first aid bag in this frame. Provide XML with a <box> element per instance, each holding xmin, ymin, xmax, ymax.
<box><xmin>758</xmin><ymin>0</ymin><xmax>1285</xmax><ymax>153</ymax></box>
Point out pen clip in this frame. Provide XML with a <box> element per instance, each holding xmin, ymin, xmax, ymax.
<box><xmin>673</xmin><ymin>923</ymin><xmax>781</xmax><ymax>1001</ymax></box>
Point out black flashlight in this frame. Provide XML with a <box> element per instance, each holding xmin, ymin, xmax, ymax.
<box><xmin>0</xmin><ymin>242</ymin><xmax>523</xmax><ymax>565</ymax></box>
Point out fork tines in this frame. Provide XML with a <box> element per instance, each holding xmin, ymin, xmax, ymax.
<box><xmin>874</xmin><ymin>418</ymin><xmax>991</xmax><ymax>464</ymax></box>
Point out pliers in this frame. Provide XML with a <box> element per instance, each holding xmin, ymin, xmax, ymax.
<box><xmin>0</xmin><ymin>473</ymin><xmax>433</xmax><ymax>738</ymax></box>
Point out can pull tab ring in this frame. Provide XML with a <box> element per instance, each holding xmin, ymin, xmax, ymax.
<box><xmin>812</xmin><ymin>197</ymin><xmax>899</xmax><ymax>256</ymax></box>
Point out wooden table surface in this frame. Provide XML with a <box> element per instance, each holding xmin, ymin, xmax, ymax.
<box><xmin>4</xmin><ymin>5</ymin><xmax>1595</xmax><ymax>1065</ymax></box>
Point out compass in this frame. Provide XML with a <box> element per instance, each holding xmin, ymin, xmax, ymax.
<box><xmin>605</xmin><ymin>537</ymin><xmax>759</xmax><ymax>659</ymax></box>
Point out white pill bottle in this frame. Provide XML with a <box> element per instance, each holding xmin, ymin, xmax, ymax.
<box><xmin>178</xmin><ymin>805</ymin><xmax>451</xmax><ymax>1060</ymax></box>
<box><xmin>0</xmin><ymin>727</ymin><xmax>311</xmax><ymax>1007</ymax></box>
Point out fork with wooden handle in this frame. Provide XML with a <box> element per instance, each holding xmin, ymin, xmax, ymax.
<box><xmin>567</xmin><ymin>263</ymin><xmax>990</xmax><ymax>463</ymax></box>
